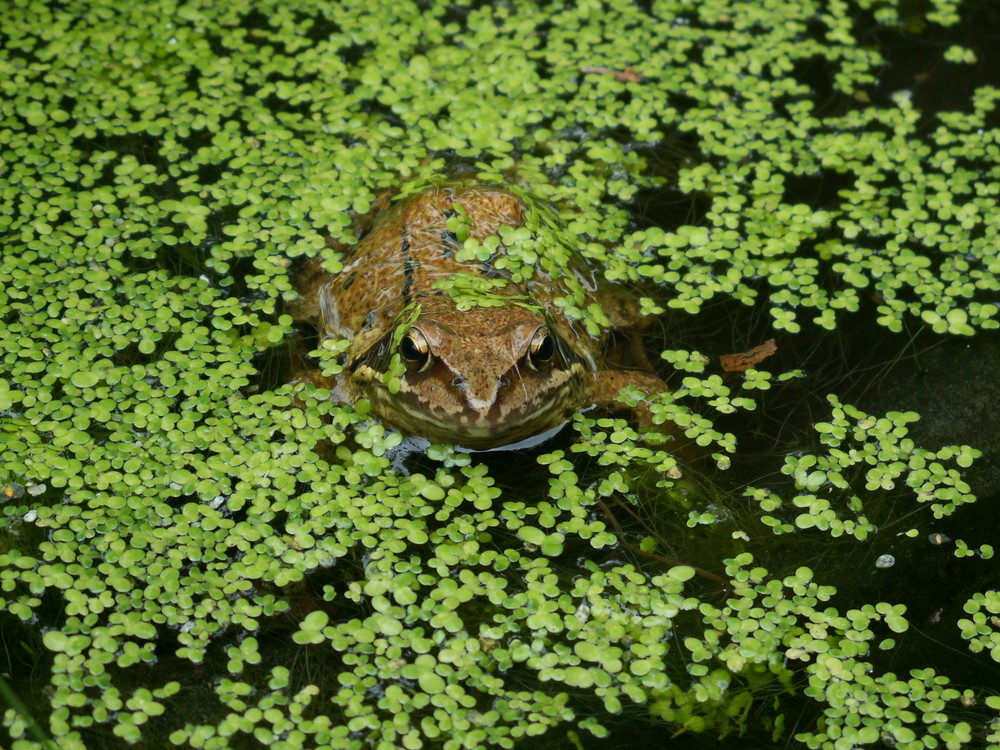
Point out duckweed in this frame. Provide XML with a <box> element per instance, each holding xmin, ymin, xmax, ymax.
<box><xmin>958</xmin><ymin>591</ymin><xmax>1000</xmax><ymax>665</ymax></box>
<box><xmin>2</xmin><ymin>0</ymin><xmax>997</xmax><ymax>748</ymax></box>
<box><xmin>745</xmin><ymin>396</ymin><xmax>981</xmax><ymax>539</ymax></box>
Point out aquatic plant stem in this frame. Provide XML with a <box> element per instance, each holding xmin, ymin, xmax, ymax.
<box><xmin>0</xmin><ymin>672</ymin><xmax>57</xmax><ymax>749</ymax></box>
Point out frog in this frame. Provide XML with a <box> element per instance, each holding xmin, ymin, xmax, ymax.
<box><xmin>290</xmin><ymin>181</ymin><xmax>668</xmax><ymax>450</ymax></box>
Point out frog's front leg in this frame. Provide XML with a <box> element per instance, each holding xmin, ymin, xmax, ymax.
<box><xmin>587</xmin><ymin>369</ymin><xmax>668</xmax><ymax>429</ymax></box>
<box><xmin>588</xmin><ymin>369</ymin><xmax>695</xmax><ymax>461</ymax></box>
<box><xmin>289</xmin><ymin>369</ymin><xmax>352</xmax><ymax>409</ymax></box>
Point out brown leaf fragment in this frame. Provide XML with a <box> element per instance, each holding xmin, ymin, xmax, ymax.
<box><xmin>720</xmin><ymin>339</ymin><xmax>777</xmax><ymax>373</ymax></box>
<box><xmin>579</xmin><ymin>65</ymin><xmax>644</xmax><ymax>83</ymax></box>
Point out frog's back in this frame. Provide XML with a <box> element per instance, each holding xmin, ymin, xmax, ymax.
<box><xmin>318</xmin><ymin>185</ymin><xmax>530</xmax><ymax>346</ymax></box>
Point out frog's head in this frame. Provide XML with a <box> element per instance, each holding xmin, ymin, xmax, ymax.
<box><xmin>350</xmin><ymin>307</ymin><xmax>592</xmax><ymax>449</ymax></box>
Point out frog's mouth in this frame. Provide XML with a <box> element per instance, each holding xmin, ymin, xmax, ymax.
<box><xmin>353</xmin><ymin>361</ymin><xmax>587</xmax><ymax>450</ymax></box>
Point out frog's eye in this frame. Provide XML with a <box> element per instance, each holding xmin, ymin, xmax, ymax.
<box><xmin>526</xmin><ymin>327</ymin><xmax>555</xmax><ymax>370</ymax></box>
<box><xmin>400</xmin><ymin>328</ymin><xmax>432</xmax><ymax>371</ymax></box>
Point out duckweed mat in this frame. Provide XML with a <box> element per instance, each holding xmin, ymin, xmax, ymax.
<box><xmin>1</xmin><ymin>1</ymin><xmax>998</xmax><ymax>749</ymax></box>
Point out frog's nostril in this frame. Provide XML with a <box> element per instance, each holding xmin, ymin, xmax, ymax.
<box><xmin>452</xmin><ymin>376</ymin><xmax>465</xmax><ymax>387</ymax></box>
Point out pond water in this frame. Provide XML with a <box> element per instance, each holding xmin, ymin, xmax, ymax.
<box><xmin>1</xmin><ymin>2</ymin><xmax>999</xmax><ymax>749</ymax></box>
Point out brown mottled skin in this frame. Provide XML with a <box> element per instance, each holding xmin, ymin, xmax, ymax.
<box><xmin>292</xmin><ymin>183</ymin><xmax>667</xmax><ymax>449</ymax></box>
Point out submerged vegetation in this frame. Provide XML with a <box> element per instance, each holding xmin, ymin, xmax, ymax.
<box><xmin>1</xmin><ymin>0</ymin><xmax>998</xmax><ymax>748</ymax></box>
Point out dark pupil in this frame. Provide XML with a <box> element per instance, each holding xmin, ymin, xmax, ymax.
<box><xmin>533</xmin><ymin>335</ymin><xmax>554</xmax><ymax>362</ymax></box>
<box><xmin>400</xmin><ymin>335</ymin><xmax>424</xmax><ymax>362</ymax></box>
